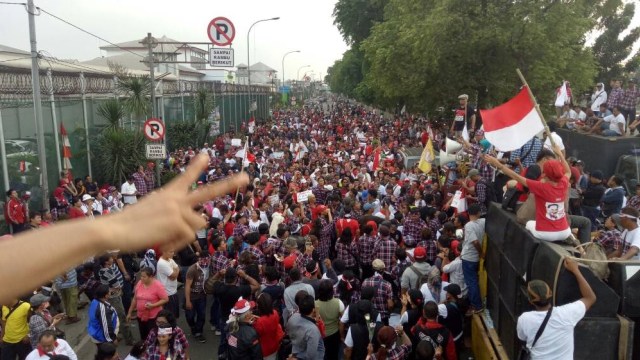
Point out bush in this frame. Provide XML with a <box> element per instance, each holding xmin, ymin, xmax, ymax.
<box><xmin>93</xmin><ymin>128</ymin><xmax>146</xmax><ymax>186</ymax></box>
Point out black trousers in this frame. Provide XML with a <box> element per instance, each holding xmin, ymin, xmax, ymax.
<box><xmin>1</xmin><ymin>341</ymin><xmax>32</xmax><ymax>360</ymax></box>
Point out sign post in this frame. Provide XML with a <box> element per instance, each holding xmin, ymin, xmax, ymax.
<box><xmin>143</xmin><ymin>118</ymin><xmax>166</xmax><ymax>186</ymax></box>
<box><xmin>207</xmin><ymin>17</ymin><xmax>236</xmax><ymax>46</ymax></box>
<box><xmin>209</xmin><ymin>48</ymin><xmax>234</xmax><ymax>67</ymax></box>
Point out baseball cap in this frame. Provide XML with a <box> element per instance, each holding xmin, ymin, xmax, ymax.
<box><xmin>413</xmin><ymin>246</ymin><xmax>427</xmax><ymax>260</ymax></box>
<box><xmin>372</xmin><ymin>259</ymin><xmax>386</xmax><ymax>271</ymax></box>
<box><xmin>283</xmin><ymin>254</ymin><xmax>297</xmax><ymax>270</ymax></box>
<box><xmin>527</xmin><ymin>280</ymin><xmax>552</xmax><ymax>304</ymax></box>
<box><xmin>29</xmin><ymin>293</ymin><xmax>50</xmax><ymax>307</ymax></box>
<box><xmin>443</xmin><ymin>283</ymin><xmax>462</xmax><ymax>298</ymax></box>
<box><xmin>363</xmin><ymin>203</ymin><xmax>373</xmax><ymax>211</ymax></box>
<box><xmin>81</xmin><ymin>194</ymin><xmax>94</xmax><ymax>202</ymax></box>
<box><xmin>231</xmin><ymin>297</ymin><xmax>255</xmax><ymax>315</ymax></box>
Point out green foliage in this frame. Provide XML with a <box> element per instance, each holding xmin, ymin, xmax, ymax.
<box><xmin>116</xmin><ymin>76</ymin><xmax>151</xmax><ymax>119</ymax></box>
<box><xmin>97</xmin><ymin>99</ymin><xmax>126</xmax><ymax>130</ymax></box>
<box><xmin>166</xmin><ymin>121</ymin><xmax>208</xmax><ymax>151</ymax></box>
<box><xmin>93</xmin><ymin>128</ymin><xmax>146</xmax><ymax>186</ymax></box>
<box><xmin>160</xmin><ymin>170</ymin><xmax>179</xmax><ymax>185</ymax></box>
<box><xmin>333</xmin><ymin>0</ymin><xmax>389</xmax><ymax>45</ymax></box>
<box><xmin>194</xmin><ymin>88</ymin><xmax>215</xmax><ymax>122</ymax></box>
<box><xmin>592</xmin><ymin>1</ymin><xmax>640</xmax><ymax>80</ymax></box>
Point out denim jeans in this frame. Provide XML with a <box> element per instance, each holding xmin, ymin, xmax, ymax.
<box><xmin>569</xmin><ymin>214</ymin><xmax>592</xmax><ymax>244</ymax></box>
<box><xmin>581</xmin><ymin>205</ymin><xmax>600</xmax><ymax>231</ymax></box>
<box><xmin>185</xmin><ymin>296</ymin><xmax>206</xmax><ymax>335</ymax></box>
<box><xmin>218</xmin><ymin>316</ymin><xmax>229</xmax><ymax>357</ymax></box>
<box><xmin>462</xmin><ymin>260</ymin><xmax>481</xmax><ymax>309</ymax></box>
<box><xmin>210</xmin><ymin>296</ymin><xmax>221</xmax><ymax>329</ymax></box>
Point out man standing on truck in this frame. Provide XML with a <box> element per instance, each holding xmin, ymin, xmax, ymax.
<box><xmin>516</xmin><ymin>258</ymin><xmax>596</xmax><ymax>360</ymax></box>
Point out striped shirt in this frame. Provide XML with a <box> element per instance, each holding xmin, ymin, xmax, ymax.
<box><xmin>98</xmin><ymin>264</ymin><xmax>124</xmax><ymax>290</ymax></box>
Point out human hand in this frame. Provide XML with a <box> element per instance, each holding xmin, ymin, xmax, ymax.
<box><xmin>483</xmin><ymin>154</ymin><xmax>501</xmax><ymax>167</ymax></box>
<box><xmin>185</xmin><ymin>301</ymin><xmax>193</xmax><ymax>310</ymax></box>
<box><xmin>564</xmin><ymin>257</ymin><xmax>580</xmax><ymax>274</ymax></box>
<box><xmin>324</xmin><ymin>258</ymin><xmax>332</xmax><ymax>269</ymax></box>
<box><xmin>101</xmin><ymin>154</ymin><xmax>249</xmax><ymax>253</ymax></box>
<box><xmin>237</xmin><ymin>269</ymin><xmax>246</xmax><ymax>278</ymax></box>
<box><xmin>400</xmin><ymin>293</ymin><xmax>409</xmax><ymax>306</ymax></box>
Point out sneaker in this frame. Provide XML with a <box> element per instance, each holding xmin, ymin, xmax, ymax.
<box><xmin>195</xmin><ymin>334</ymin><xmax>206</xmax><ymax>343</ymax></box>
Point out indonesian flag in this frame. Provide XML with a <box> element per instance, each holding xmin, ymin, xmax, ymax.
<box><xmin>60</xmin><ymin>123</ymin><xmax>73</xmax><ymax>171</ymax></box>
<box><xmin>554</xmin><ymin>80</ymin><xmax>571</xmax><ymax>107</ymax></box>
<box><xmin>19</xmin><ymin>161</ymin><xmax>26</xmax><ymax>173</ymax></box>
<box><xmin>372</xmin><ymin>147</ymin><xmax>381</xmax><ymax>171</ymax></box>
<box><xmin>479</xmin><ymin>87</ymin><xmax>544</xmax><ymax>152</ymax></box>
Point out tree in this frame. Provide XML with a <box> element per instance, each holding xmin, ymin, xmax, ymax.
<box><xmin>592</xmin><ymin>0</ymin><xmax>640</xmax><ymax>81</ymax></box>
<box><xmin>333</xmin><ymin>0</ymin><xmax>389</xmax><ymax>45</ymax></box>
<box><xmin>194</xmin><ymin>88</ymin><xmax>215</xmax><ymax>122</ymax></box>
<box><xmin>116</xmin><ymin>76</ymin><xmax>151</xmax><ymax>120</ymax></box>
<box><xmin>93</xmin><ymin>128</ymin><xmax>146</xmax><ymax>186</ymax></box>
<box><xmin>97</xmin><ymin>99</ymin><xmax>126</xmax><ymax>130</ymax></box>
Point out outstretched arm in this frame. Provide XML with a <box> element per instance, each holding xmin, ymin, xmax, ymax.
<box><xmin>0</xmin><ymin>154</ymin><xmax>248</xmax><ymax>305</ymax></box>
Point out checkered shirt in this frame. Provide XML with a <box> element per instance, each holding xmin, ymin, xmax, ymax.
<box><xmin>628</xmin><ymin>195</ymin><xmax>640</xmax><ymax>211</ymax></box>
<box><xmin>467</xmin><ymin>143</ymin><xmax>494</xmax><ymax>181</ymax></box>
<box><xmin>403</xmin><ymin>218</ymin><xmax>427</xmax><ymax>243</ymax></box>
<box><xmin>362</xmin><ymin>273</ymin><xmax>393</xmax><ymax>316</ymax></box>
<box><xmin>144</xmin><ymin>169</ymin><xmax>156</xmax><ymax>191</ymax></box>
<box><xmin>428</xmin><ymin>218</ymin><xmax>441</xmax><ymax>238</ymax></box>
<box><xmin>374</xmin><ymin>237</ymin><xmax>398</xmax><ymax>271</ymax></box>
<box><xmin>312</xmin><ymin>186</ymin><xmax>330</xmax><ymax>205</ymax></box>
<box><xmin>295</xmin><ymin>250</ymin><xmax>313</xmax><ymax>274</ymax></box>
<box><xmin>210</xmin><ymin>251</ymin><xmax>231</xmax><ymax>274</ymax></box>
<box><xmin>595</xmin><ymin>229</ymin><xmax>623</xmax><ymax>254</ymax></box>
<box><xmin>232</xmin><ymin>223</ymin><xmax>250</xmax><ymax>239</ymax></box>
<box><xmin>416</xmin><ymin>239</ymin><xmax>439</xmax><ymax>264</ymax></box>
<box><xmin>358</xmin><ymin>234</ymin><xmax>379</xmax><ymax>265</ymax></box>
<box><xmin>621</xmin><ymin>88</ymin><xmax>639</xmax><ymax>110</ymax></box>
<box><xmin>143</xmin><ymin>327</ymin><xmax>189</xmax><ymax>360</ymax></box>
<box><xmin>368</xmin><ymin>344</ymin><xmax>411</xmax><ymax>360</ymax></box>
<box><xmin>608</xmin><ymin>87</ymin><xmax>624</xmax><ymax>109</ymax></box>
<box><xmin>243</xmin><ymin>246</ymin><xmax>266</xmax><ymax>266</ymax></box>
<box><xmin>509</xmin><ymin>137</ymin><xmax>542</xmax><ymax>172</ymax></box>
<box><xmin>475</xmin><ymin>178</ymin><xmax>489</xmax><ymax>214</ymax></box>
<box><xmin>317</xmin><ymin>217</ymin><xmax>334</xmax><ymax>260</ymax></box>
<box><xmin>335</xmin><ymin>241</ymin><xmax>358</xmax><ymax>268</ymax></box>
<box><xmin>132</xmin><ymin>172</ymin><xmax>148</xmax><ymax>196</ymax></box>
<box><xmin>393</xmin><ymin>258</ymin><xmax>412</xmax><ymax>286</ymax></box>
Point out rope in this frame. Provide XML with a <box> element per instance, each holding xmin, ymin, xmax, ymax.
<box><xmin>618</xmin><ymin>315</ymin><xmax>630</xmax><ymax>360</ymax></box>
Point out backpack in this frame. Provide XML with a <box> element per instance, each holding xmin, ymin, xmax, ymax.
<box><xmin>481</xmin><ymin>178</ymin><xmax>497</xmax><ymax>204</ymax></box>
<box><xmin>502</xmin><ymin>187</ymin><xmax>522</xmax><ymax>212</ymax></box>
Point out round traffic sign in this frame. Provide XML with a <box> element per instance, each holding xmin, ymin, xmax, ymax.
<box><xmin>207</xmin><ymin>17</ymin><xmax>236</xmax><ymax>46</ymax></box>
<box><xmin>143</xmin><ymin>118</ymin><xmax>165</xmax><ymax>142</ymax></box>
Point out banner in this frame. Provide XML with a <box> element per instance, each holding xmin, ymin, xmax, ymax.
<box><xmin>296</xmin><ymin>190</ymin><xmax>313</xmax><ymax>203</ymax></box>
<box><xmin>451</xmin><ymin>190</ymin><xmax>467</xmax><ymax>212</ymax></box>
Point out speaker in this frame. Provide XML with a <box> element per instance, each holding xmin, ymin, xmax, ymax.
<box><xmin>437</xmin><ymin>150</ymin><xmax>457</xmax><ymax>166</ymax></box>
<box><xmin>608</xmin><ymin>262</ymin><xmax>640</xmax><ymax>317</ymax></box>
<box><xmin>530</xmin><ymin>241</ymin><xmax>620</xmax><ymax>318</ymax></box>
<box><xmin>445</xmin><ymin>137</ymin><xmax>462</xmax><ymax>154</ymax></box>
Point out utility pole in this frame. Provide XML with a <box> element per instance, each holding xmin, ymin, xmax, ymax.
<box><xmin>27</xmin><ymin>0</ymin><xmax>49</xmax><ymax>210</ymax></box>
<box><xmin>141</xmin><ymin>33</ymin><xmax>162</xmax><ymax>186</ymax></box>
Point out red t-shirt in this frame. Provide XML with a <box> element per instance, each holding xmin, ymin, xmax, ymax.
<box><xmin>526</xmin><ymin>178</ymin><xmax>570</xmax><ymax>232</ymax></box>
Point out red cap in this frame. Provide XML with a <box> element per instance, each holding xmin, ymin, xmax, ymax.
<box><xmin>231</xmin><ymin>298</ymin><xmax>255</xmax><ymax>315</ymax></box>
<box><xmin>543</xmin><ymin>160</ymin><xmax>565</xmax><ymax>182</ymax></box>
<box><xmin>283</xmin><ymin>254</ymin><xmax>297</xmax><ymax>270</ymax></box>
<box><xmin>414</xmin><ymin>246</ymin><xmax>427</xmax><ymax>260</ymax></box>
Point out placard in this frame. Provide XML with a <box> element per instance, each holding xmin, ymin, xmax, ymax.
<box><xmin>296</xmin><ymin>190</ymin><xmax>313</xmax><ymax>203</ymax></box>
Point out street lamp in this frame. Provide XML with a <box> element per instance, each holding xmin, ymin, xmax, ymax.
<box><xmin>247</xmin><ymin>17</ymin><xmax>279</xmax><ymax>113</ymax></box>
<box><xmin>281</xmin><ymin>50</ymin><xmax>300</xmax><ymax>89</ymax></box>
<box><xmin>297</xmin><ymin>65</ymin><xmax>311</xmax><ymax>81</ymax></box>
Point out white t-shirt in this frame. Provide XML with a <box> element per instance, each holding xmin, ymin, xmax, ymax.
<box><xmin>248</xmin><ymin>219</ymin><xmax>261</xmax><ymax>232</ymax></box>
<box><xmin>420</xmin><ymin>281</ymin><xmax>449</xmax><ymax>304</ymax></box>
<box><xmin>156</xmin><ymin>257</ymin><xmax>178</xmax><ymax>295</ymax></box>
<box><xmin>121</xmin><ymin>182</ymin><xmax>138</xmax><ymax>204</ymax></box>
<box><xmin>517</xmin><ymin>301</ymin><xmax>586</xmax><ymax>360</ymax></box>
<box><xmin>26</xmin><ymin>339</ymin><xmax>77</xmax><ymax>360</ymax></box>
<box><xmin>543</xmin><ymin>133</ymin><xmax>565</xmax><ymax>151</ymax></box>
<box><xmin>604</xmin><ymin>114</ymin><xmax>626</xmax><ymax>134</ymax></box>
<box><xmin>622</xmin><ymin>227</ymin><xmax>640</xmax><ymax>260</ymax></box>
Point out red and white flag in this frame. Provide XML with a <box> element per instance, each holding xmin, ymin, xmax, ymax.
<box><xmin>60</xmin><ymin>123</ymin><xmax>73</xmax><ymax>171</ymax></box>
<box><xmin>372</xmin><ymin>147</ymin><xmax>381</xmax><ymax>171</ymax></box>
<box><xmin>479</xmin><ymin>87</ymin><xmax>544</xmax><ymax>152</ymax></box>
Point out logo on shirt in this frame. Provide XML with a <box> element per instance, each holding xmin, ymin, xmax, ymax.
<box><xmin>545</xmin><ymin>202</ymin><xmax>565</xmax><ymax>221</ymax></box>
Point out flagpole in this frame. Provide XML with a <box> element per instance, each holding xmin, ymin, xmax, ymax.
<box><xmin>234</xmin><ymin>136</ymin><xmax>249</xmax><ymax>208</ymax></box>
<box><xmin>515</xmin><ymin>68</ymin><xmax>556</xmax><ymax>147</ymax></box>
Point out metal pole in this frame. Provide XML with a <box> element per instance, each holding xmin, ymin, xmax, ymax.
<box><xmin>47</xmin><ymin>69</ymin><xmax>62</xmax><ymax>175</ymax></box>
<box><xmin>80</xmin><ymin>73</ymin><xmax>92</xmax><ymax>178</ymax></box>
<box><xmin>247</xmin><ymin>17</ymin><xmax>279</xmax><ymax>118</ymax></box>
<box><xmin>147</xmin><ymin>33</ymin><xmax>156</xmax><ymax>118</ymax></box>
<box><xmin>0</xmin><ymin>108</ymin><xmax>10</xmax><ymax>192</ymax></box>
<box><xmin>27</xmin><ymin>0</ymin><xmax>49</xmax><ymax>210</ymax></box>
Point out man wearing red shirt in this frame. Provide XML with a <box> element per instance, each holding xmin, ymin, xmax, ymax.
<box><xmin>4</xmin><ymin>189</ymin><xmax>26</xmax><ymax>233</ymax></box>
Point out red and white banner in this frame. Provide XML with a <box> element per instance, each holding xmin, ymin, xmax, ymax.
<box><xmin>479</xmin><ymin>87</ymin><xmax>544</xmax><ymax>152</ymax></box>
<box><xmin>60</xmin><ymin>124</ymin><xmax>73</xmax><ymax>170</ymax></box>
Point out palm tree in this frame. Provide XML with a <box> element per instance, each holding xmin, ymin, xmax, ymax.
<box><xmin>117</xmin><ymin>76</ymin><xmax>151</xmax><ymax>127</ymax></box>
<box><xmin>97</xmin><ymin>99</ymin><xmax>126</xmax><ymax>130</ymax></box>
<box><xmin>194</xmin><ymin>88</ymin><xmax>214</xmax><ymax>122</ymax></box>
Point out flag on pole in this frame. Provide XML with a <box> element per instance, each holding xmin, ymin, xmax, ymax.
<box><xmin>479</xmin><ymin>87</ymin><xmax>545</xmax><ymax>152</ymax></box>
<box><xmin>554</xmin><ymin>80</ymin><xmax>570</xmax><ymax>107</ymax></box>
<box><xmin>60</xmin><ymin>124</ymin><xmax>73</xmax><ymax>171</ymax></box>
<box><xmin>372</xmin><ymin>147</ymin><xmax>381</xmax><ymax>171</ymax></box>
<box><xmin>418</xmin><ymin>138</ymin><xmax>435</xmax><ymax>173</ymax></box>
<box><xmin>461</xmin><ymin>123</ymin><xmax>470</xmax><ymax>142</ymax></box>
<box><xmin>427</xmin><ymin>123</ymin><xmax>434</xmax><ymax>140</ymax></box>
<box><xmin>248</xmin><ymin>116</ymin><xmax>255</xmax><ymax>134</ymax></box>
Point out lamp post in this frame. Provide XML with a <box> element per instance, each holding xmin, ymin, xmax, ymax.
<box><xmin>247</xmin><ymin>17</ymin><xmax>279</xmax><ymax>114</ymax></box>
<box><xmin>281</xmin><ymin>50</ymin><xmax>300</xmax><ymax>89</ymax></box>
<box><xmin>297</xmin><ymin>65</ymin><xmax>311</xmax><ymax>82</ymax></box>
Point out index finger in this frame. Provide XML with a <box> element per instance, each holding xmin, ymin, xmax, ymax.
<box><xmin>166</xmin><ymin>154</ymin><xmax>210</xmax><ymax>191</ymax></box>
<box><xmin>188</xmin><ymin>172</ymin><xmax>249</xmax><ymax>205</ymax></box>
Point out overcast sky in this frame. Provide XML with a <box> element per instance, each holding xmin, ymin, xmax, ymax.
<box><xmin>0</xmin><ymin>0</ymin><xmax>350</xmax><ymax>81</ymax></box>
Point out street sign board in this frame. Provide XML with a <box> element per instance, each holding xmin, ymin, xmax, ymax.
<box><xmin>143</xmin><ymin>118</ymin><xmax>165</xmax><ymax>141</ymax></box>
<box><xmin>207</xmin><ymin>17</ymin><xmax>235</xmax><ymax>46</ymax></box>
<box><xmin>209</xmin><ymin>48</ymin><xmax>234</xmax><ymax>67</ymax></box>
<box><xmin>279</xmin><ymin>86</ymin><xmax>291</xmax><ymax>94</ymax></box>
<box><xmin>146</xmin><ymin>143</ymin><xmax>166</xmax><ymax>159</ymax></box>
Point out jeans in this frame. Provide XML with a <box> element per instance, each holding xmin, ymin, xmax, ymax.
<box><xmin>185</xmin><ymin>296</ymin><xmax>207</xmax><ymax>335</ymax></box>
<box><xmin>569</xmin><ymin>214</ymin><xmax>592</xmax><ymax>244</ymax></box>
<box><xmin>108</xmin><ymin>295</ymin><xmax>133</xmax><ymax>343</ymax></box>
<box><xmin>122</xmin><ymin>279</ymin><xmax>133</xmax><ymax>313</ymax></box>
<box><xmin>0</xmin><ymin>341</ymin><xmax>32</xmax><ymax>360</ymax></box>
<box><xmin>462</xmin><ymin>260</ymin><xmax>481</xmax><ymax>309</ymax></box>
<box><xmin>581</xmin><ymin>205</ymin><xmax>600</xmax><ymax>231</ymax></box>
<box><xmin>164</xmin><ymin>293</ymin><xmax>180</xmax><ymax>319</ymax></box>
<box><xmin>59</xmin><ymin>286</ymin><xmax>78</xmax><ymax>318</ymax></box>
<box><xmin>137</xmin><ymin>318</ymin><xmax>156</xmax><ymax>342</ymax></box>
<box><xmin>210</xmin><ymin>296</ymin><xmax>221</xmax><ymax>329</ymax></box>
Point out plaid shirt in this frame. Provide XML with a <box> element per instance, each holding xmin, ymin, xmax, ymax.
<box><xmin>403</xmin><ymin>217</ymin><xmax>427</xmax><ymax>245</ymax></box>
<box><xmin>143</xmin><ymin>326</ymin><xmax>188</xmax><ymax>360</ymax></box>
<box><xmin>243</xmin><ymin>246</ymin><xmax>266</xmax><ymax>266</ymax></box>
<box><xmin>132</xmin><ymin>171</ymin><xmax>148</xmax><ymax>196</ymax></box>
<box><xmin>628</xmin><ymin>195</ymin><xmax>640</xmax><ymax>211</ymax></box>
<box><xmin>428</xmin><ymin>218</ymin><xmax>441</xmax><ymax>238</ymax></box>
<box><xmin>28</xmin><ymin>310</ymin><xmax>52</xmax><ymax>348</ymax></box>
<box><xmin>374</xmin><ymin>237</ymin><xmax>398</xmax><ymax>271</ymax></box>
<box><xmin>210</xmin><ymin>251</ymin><xmax>231</xmax><ymax>274</ymax></box>
<box><xmin>232</xmin><ymin>223</ymin><xmax>250</xmax><ymax>239</ymax></box>
<box><xmin>335</xmin><ymin>241</ymin><xmax>358</xmax><ymax>268</ymax></box>
<box><xmin>621</xmin><ymin>88</ymin><xmax>639</xmax><ymax>110</ymax></box>
<box><xmin>317</xmin><ymin>217</ymin><xmax>334</xmax><ymax>259</ymax></box>
<box><xmin>609</xmin><ymin>87</ymin><xmax>624</xmax><ymax>109</ymax></box>
<box><xmin>362</xmin><ymin>273</ymin><xmax>393</xmax><ymax>316</ymax></box>
<box><xmin>392</xmin><ymin>258</ymin><xmax>412</xmax><ymax>288</ymax></box>
<box><xmin>595</xmin><ymin>229</ymin><xmax>623</xmax><ymax>254</ymax></box>
<box><xmin>358</xmin><ymin>234</ymin><xmax>379</xmax><ymax>265</ymax></box>
<box><xmin>509</xmin><ymin>137</ymin><xmax>542</xmax><ymax>172</ymax></box>
<box><xmin>312</xmin><ymin>186</ymin><xmax>330</xmax><ymax>205</ymax></box>
<box><xmin>295</xmin><ymin>250</ymin><xmax>313</xmax><ymax>274</ymax></box>
<box><xmin>417</xmin><ymin>239</ymin><xmax>439</xmax><ymax>264</ymax></box>
<box><xmin>475</xmin><ymin>178</ymin><xmax>490</xmax><ymax>214</ymax></box>
<box><xmin>467</xmin><ymin>143</ymin><xmax>494</xmax><ymax>181</ymax></box>
<box><xmin>369</xmin><ymin>344</ymin><xmax>411</xmax><ymax>360</ymax></box>
<box><xmin>144</xmin><ymin>169</ymin><xmax>156</xmax><ymax>192</ymax></box>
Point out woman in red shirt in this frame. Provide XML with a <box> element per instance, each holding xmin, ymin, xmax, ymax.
<box><xmin>68</xmin><ymin>197</ymin><xmax>86</xmax><ymax>220</ymax></box>
<box><xmin>485</xmin><ymin>144</ymin><xmax>571</xmax><ymax>241</ymax></box>
<box><xmin>252</xmin><ymin>292</ymin><xmax>284</xmax><ymax>360</ymax></box>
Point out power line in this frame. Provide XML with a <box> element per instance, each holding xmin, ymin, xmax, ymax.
<box><xmin>37</xmin><ymin>7</ymin><xmax>145</xmax><ymax>59</ymax></box>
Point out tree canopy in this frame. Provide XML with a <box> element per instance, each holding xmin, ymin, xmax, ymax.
<box><xmin>328</xmin><ymin>0</ymin><xmax>639</xmax><ymax>114</ymax></box>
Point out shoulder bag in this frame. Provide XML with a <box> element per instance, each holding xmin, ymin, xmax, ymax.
<box><xmin>518</xmin><ymin>307</ymin><xmax>553</xmax><ymax>360</ymax></box>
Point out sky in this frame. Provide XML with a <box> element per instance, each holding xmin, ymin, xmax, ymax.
<box><xmin>0</xmin><ymin>0</ymin><xmax>350</xmax><ymax>81</ymax></box>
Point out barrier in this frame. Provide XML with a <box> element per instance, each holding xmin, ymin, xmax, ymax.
<box><xmin>574</xmin><ymin>316</ymin><xmax>635</xmax><ymax>360</ymax></box>
<box><xmin>530</xmin><ymin>240</ymin><xmax>621</xmax><ymax>318</ymax></box>
<box><xmin>608</xmin><ymin>262</ymin><xmax>640</xmax><ymax>318</ymax></box>
<box><xmin>471</xmin><ymin>314</ymin><xmax>509</xmax><ymax>360</ymax></box>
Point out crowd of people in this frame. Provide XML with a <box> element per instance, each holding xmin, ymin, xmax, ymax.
<box><xmin>1</xmin><ymin>94</ymin><xmax>639</xmax><ymax>360</ymax></box>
